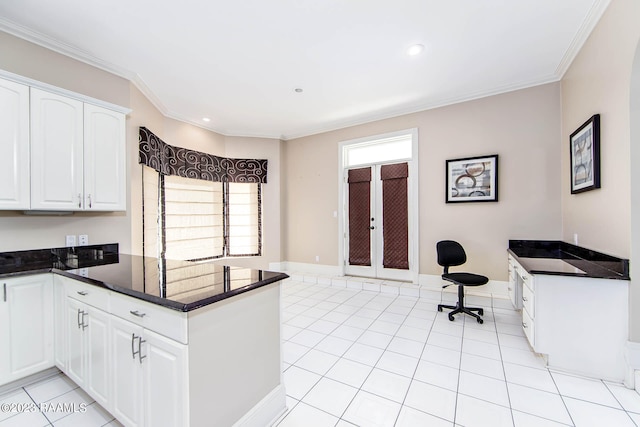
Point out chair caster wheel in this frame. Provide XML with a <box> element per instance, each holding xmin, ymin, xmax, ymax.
<box><xmin>477</xmin><ymin>318</ymin><xmax>483</xmax><ymax>324</ymax></box>
<box><xmin>448</xmin><ymin>314</ymin><xmax>455</xmax><ymax>322</ymax></box>
<box><xmin>479</xmin><ymin>309</ymin><xmax>484</xmax><ymax>315</ymax></box>
<box><xmin>438</xmin><ymin>306</ymin><xmax>443</xmax><ymax>312</ymax></box>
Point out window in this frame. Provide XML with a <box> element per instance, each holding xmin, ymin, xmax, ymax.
<box><xmin>143</xmin><ymin>166</ymin><xmax>262</xmax><ymax>261</ymax></box>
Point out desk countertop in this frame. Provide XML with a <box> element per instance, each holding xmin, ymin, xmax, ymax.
<box><xmin>508</xmin><ymin>240</ymin><xmax>629</xmax><ymax>280</ymax></box>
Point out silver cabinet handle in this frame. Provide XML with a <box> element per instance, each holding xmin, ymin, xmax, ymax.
<box><xmin>131</xmin><ymin>333</ymin><xmax>139</xmax><ymax>359</ymax></box>
<box><xmin>87</xmin><ymin>194</ymin><xmax>92</xmax><ymax>209</ymax></box>
<box><xmin>522</xmin><ymin>322</ymin><xmax>528</xmax><ymax>328</ymax></box>
<box><xmin>78</xmin><ymin>193</ymin><xmax>82</xmax><ymax>208</ymax></box>
<box><xmin>3</xmin><ymin>283</ymin><xmax>5</xmax><ymax>302</ymax></box>
<box><xmin>522</xmin><ymin>296</ymin><xmax>528</xmax><ymax>302</ymax></box>
<box><xmin>81</xmin><ymin>311</ymin><xmax>88</xmax><ymax>330</ymax></box>
<box><xmin>77</xmin><ymin>291</ymin><xmax>88</xmax><ymax>296</ymax></box>
<box><xmin>77</xmin><ymin>309</ymin><xmax>82</xmax><ymax>329</ymax></box>
<box><xmin>129</xmin><ymin>310</ymin><xmax>146</xmax><ymax>318</ymax></box>
<box><xmin>138</xmin><ymin>337</ymin><xmax>146</xmax><ymax>364</ymax></box>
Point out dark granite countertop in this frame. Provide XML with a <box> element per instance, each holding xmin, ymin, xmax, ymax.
<box><xmin>508</xmin><ymin>240</ymin><xmax>629</xmax><ymax>280</ymax></box>
<box><xmin>0</xmin><ymin>244</ymin><xmax>288</xmax><ymax>311</ymax></box>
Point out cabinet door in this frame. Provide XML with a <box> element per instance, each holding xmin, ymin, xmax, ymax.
<box><xmin>84</xmin><ymin>104</ymin><xmax>126</xmax><ymax>211</ymax></box>
<box><xmin>86</xmin><ymin>306</ymin><xmax>110</xmax><ymax>409</ymax></box>
<box><xmin>0</xmin><ymin>275</ymin><xmax>54</xmax><ymax>386</ymax></box>
<box><xmin>66</xmin><ymin>297</ymin><xmax>85</xmax><ymax>388</ymax></box>
<box><xmin>142</xmin><ymin>329</ymin><xmax>188</xmax><ymax>427</ymax></box>
<box><xmin>30</xmin><ymin>88</ymin><xmax>84</xmax><ymax>210</ymax></box>
<box><xmin>0</xmin><ymin>78</ymin><xmax>30</xmax><ymax>210</ymax></box>
<box><xmin>111</xmin><ymin>316</ymin><xmax>144</xmax><ymax>427</ymax></box>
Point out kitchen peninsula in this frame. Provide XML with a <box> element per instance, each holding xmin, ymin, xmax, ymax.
<box><xmin>508</xmin><ymin>240</ymin><xmax>629</xmax><ymax>382</ymax></box>
<box><xmin>0</xmin><ymin>244</ymin><xmax>288</xmax><ymax>427</ymax></box>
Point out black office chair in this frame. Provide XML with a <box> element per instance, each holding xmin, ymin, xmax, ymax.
<box><xmin>436</xmin><ymin>240</ymin><xmax>488</xmax><ymax>324</ymax></box>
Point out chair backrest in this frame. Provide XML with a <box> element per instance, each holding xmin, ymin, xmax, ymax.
<box><xmin>436</xmin><ymin>240</ymin><xmax>467</xmax><ymax>269</ymax></box>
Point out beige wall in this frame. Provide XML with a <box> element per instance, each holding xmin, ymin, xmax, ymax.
<box><xmin>284</xmin><ymin>83</ymin><xmax>563</xmax><ymax>280</ymax></box>
<box><xmin>560</xmin><ymin>0</ymin><xmax>640</xmax><ymax>341</ymax></box>
<box><xmin>561</xmin><ymin>0</ymin><xmax>639</xmax><ymax>258</ymax></box>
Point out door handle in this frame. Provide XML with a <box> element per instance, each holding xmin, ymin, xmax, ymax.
<box><xmin>138</xmin><ymin>337</ymin><xmax>146</xmax><ymax>364</ymax></box>
<box><xmin>132</xmin><ymin>333</ymin><xmax>139</xmax><ymax>359</ymax></box>
<box><xmin>369</xmin><ymin>226</ymin><xmax>375</xmax><ymax>230</ymax></box>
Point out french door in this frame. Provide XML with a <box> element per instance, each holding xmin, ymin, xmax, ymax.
<box><xmin>344</xmin><ymin>162</ymin><xmax>414</xmax><ymax>281</ymax></box>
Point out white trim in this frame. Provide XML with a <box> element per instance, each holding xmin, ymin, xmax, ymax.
<box><xmin>418</xmin><ymin>274</ymin><xmax>509</xmax><ymax>299</ymax></box>
<box><xmin>0</xmin><ymin>68</ymin><xmax>131</xmax><ymax>115</ymax></box>
<box><xmin>554</xmin><ymin>0</ymin><xmax>612</xmax><ymax>78</ymax></box>
<box><xmin>338</xmin><ymin>128</ymin><xmax>419</xmax><ymax>284</ymax></box>
<box><xmin>625</xmin><ymin>341</ymin><xmax>640</xmax><ymax>389</ymax></box>
<box><xmin>269</xmin><ymin>261</ymin><xmax>342</xmax><ymax>277</ymax></box>
<box><xmin>232</xmin><ymin>384</ymin><xmax>286</xmax><ymax>427</ymax></box>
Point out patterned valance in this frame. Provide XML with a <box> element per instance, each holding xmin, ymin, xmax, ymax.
<box><xmin>138</xmin><ymin>127</ymin><xmax>268</xmax><ymax>183</ymax></box>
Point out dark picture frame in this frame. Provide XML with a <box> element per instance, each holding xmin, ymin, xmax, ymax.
<box><xmin>570</xmin><ymin>114</ymin><xmax>600</xmax><ymax>194</ymax></box>
<box><xmin>446</xmin><ymin>154</ymin><xmax>499</xmax><ymax>203</ymax></box>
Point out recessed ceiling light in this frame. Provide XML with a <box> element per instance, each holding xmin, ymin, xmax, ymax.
<box><xmin>294</xmin><ymin>88</ymin><xmax>303</xmax><ymax>93</ymax></box>
<box><xmin>407</xmin><ymin>44</ymin><xmax>424</xmax><ymax>56</ymax></box>
<box><xmin>202</xmin><ymin>117</ymin><xmax>211</xmax><ymax>122</ymax></box>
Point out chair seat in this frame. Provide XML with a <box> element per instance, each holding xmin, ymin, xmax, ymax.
<box><xmin>442</xmin><ymin>272</ymin><xmax>488</xmax><ymax>286</ymax></box>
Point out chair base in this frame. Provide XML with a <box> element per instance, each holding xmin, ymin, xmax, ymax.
<box><xmin>437</xmin><ymin>284</ymin><xmax>484</xmax><ymax>324</ymax></box>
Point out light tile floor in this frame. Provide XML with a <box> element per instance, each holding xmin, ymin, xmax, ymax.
<box><xmin>276</xmin><ymin>279</ymin><xmax>640</xmax><ymax>427</ymax></box>
<box><xmin>1</xmin><ymin>278</ymin><xmax>639</xmax><ymax>427</ymax></box>
<box><xmin>0</xmin><ymin>373</ymin><xmax>121</xmax><ymax>427</ymax></box>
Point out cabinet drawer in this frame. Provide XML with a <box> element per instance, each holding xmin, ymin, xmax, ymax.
<box><xmin>522</xmin><ymin>308</ymin><xmax>535</xmax><ymax>348</ymax></box>
<box><xmin>522</xmin><ymin>284</ymin><xmax>534</xmax><ymax>318</ymax></box>
<box><xmin>65</xmin><ymin>278</ymin><xmax>109</xmax><ymax>312</ymax></box>
<box><xmin>520</xmin><ymin>270</ymin><xmax>534</xmax><ymax>291</ymax></box>
<box><xmin>110</xmin><ymin>292</ymin><xmax>187</xmax><ymax>344</ymax></box>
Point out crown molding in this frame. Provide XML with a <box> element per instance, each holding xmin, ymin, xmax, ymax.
<box><xmin>280</xmin><ymin>75</ymin><xmax>560</xmax><ymax>140</ymax></box>
<box><xmin>554</xmin><ymin>0</ymin><xmax>611</xmax><ymax>79</ymax></box>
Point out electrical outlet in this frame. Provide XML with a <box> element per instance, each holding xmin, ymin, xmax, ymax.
<box><xmin>65</xmin><ymin>235</ymin><xmax>76</xmax><ymax>247</ymax></box>
<box><xmin>315</xmin><ymin>255</ymin><xmax>320</xmax><ymax>263</ymax></box>
<box><xmin>78</xmin><ymin>234</ymin><xmax>89</xmax><ymax>246</ymax></box>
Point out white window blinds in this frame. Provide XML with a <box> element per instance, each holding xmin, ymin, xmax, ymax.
<box><xmin>227</xmin><ymin>183</ymin><xmax>261</xmax><ymax>256</ymax></box>
<box><xmin>142</xmin><ymin>166</ymin><xmax>262</xmax><ymax>261</ymax></box>
<box><xmin>163</xmin><ymin>174</ymin><xmax>224</xmax><ymax>261</ymax></box>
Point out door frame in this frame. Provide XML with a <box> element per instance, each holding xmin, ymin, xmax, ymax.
<box><xmin>338</xmin><ymin>128</ymin><xmax>419</xmax><ymax>283</ymax></box>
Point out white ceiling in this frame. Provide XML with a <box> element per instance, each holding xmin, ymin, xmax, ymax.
<box><xmin>0</xmin><ymin>0</ymin><xmax>610</xmax><ymax>140</ymax></box>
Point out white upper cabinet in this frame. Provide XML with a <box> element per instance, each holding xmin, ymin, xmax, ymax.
<box><xmin>84</xmin><ymin>104</ymin><xmax>126</xmax><ymax>211</ymax></box>
<box><xmin>0</xmin><ymin>72</ymin><xmax>128</xmax><ymax>212</ymax></box>
<box><xmin>0</xmin><ymin>78</ymin><xmax>30</xmax><ymax>209</ymax></box>
<box><xmin>30</xmin><ymin>88</ymin><xmax>84</xmax><ymax>210</ymax></box>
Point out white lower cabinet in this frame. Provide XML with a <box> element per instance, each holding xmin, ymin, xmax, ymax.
<box><xmin>0</xmin><ymin>274</ymin><xmax>54</xmax><ymax>386</ymax></box>
<box><xmin>111</xmin><ymin>316</ymin><xmax>188</xmax><ymax>427</ymax></box>
<box><xmin>3</xmin><ymin>274</ymin><xmax>283</xmax><ymax>426</ymax></box>
<box><xmin>66</xmin><ymin>297</ymin><xmax>111</xmax><ymax>409</ymax></box>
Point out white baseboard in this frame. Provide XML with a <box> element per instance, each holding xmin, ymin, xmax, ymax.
<box><xmin>271</xmin><ymin>261</ymin><xmax>509</xmax><ymax>300</ymax></box>
<box><xmin>418</xmin><ymin>274</ymin><xmax>508</xmax><ymax>298</ymax></box>
<box><xmin>269</xmin><ymin>261</ymin><xmax>342</xmax><ymax>277</ymax></box>
<box><xmin>625</xmin><ymin>340</ymin><xmax>640</xmax><ymax>389</ymax></box>
<box><xmin>233</xmin><ymin>384</ymin><xmax>286</xmax><ymax>427</ymax></box>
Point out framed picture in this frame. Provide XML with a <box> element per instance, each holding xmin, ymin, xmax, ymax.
<box><xmin>446</xmin><ymin>154</ymin><xmax>498</xmax><ymax>203</ymax></box>
<box><xmin>570</xmin><ymin>114</ymin><xmax>600</xmax><ymax>194</ymax></box>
